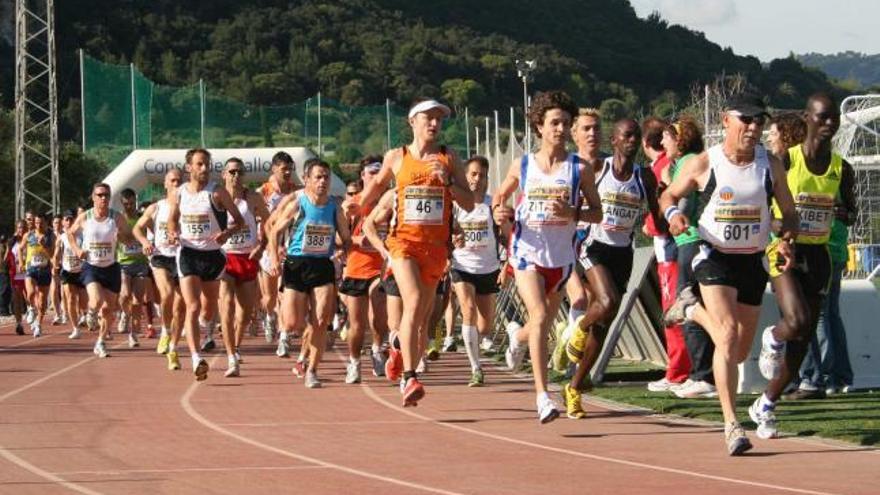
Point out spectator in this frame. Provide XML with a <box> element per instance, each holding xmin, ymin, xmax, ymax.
<box><xmin>0</xmin><ymin>235</ymin><xmax>12</xmax><ymax>315</ymax></box>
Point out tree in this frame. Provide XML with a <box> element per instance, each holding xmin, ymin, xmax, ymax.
<box><xmin>441</xmin><ymin>79</ymin><xmax>486</xmax><ymax>113</ymax></box>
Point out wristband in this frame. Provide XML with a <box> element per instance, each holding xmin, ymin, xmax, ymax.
<box><xmin>664</xmin><ymin>205</ymin><xmax>681</xmax><ymax>222</ymax></box>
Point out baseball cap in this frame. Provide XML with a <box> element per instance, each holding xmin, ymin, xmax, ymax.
<box><xmin>724</xmin><ymin>93</ymin><xmax>769</xmax><ymax>117</ymax></box>
<box><xmin>63</xmin><ymin>209</ymin><xmax>76</xmax><ymax>219</ymax></box>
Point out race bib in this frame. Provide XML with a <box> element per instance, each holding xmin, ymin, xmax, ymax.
<box><xmin>714</xmin><ymin>204</ymin><xmax>762</xmax><ymax>249</ymax></box>
<box><xmin>155</xmin><ymin>221</ymin><xmax>170</xmax><ymax>248</ymax></box>
<box><xmin>600</xmin><ymin>191</ymin><xmax>641</xmax><ymax>232</ymax></box>
<box><xmin>302</xmin><ymin>223</ymin><xmax>333</xmax><ymax>255</ymax></box>
<box><xmin>181</xmin><ymin>214</ymin><xmax>211</xmax><ymax>240</ymax></box>
<box><xmin>460</xmin><ymin>220</ymin><xmax>491</xmax><ymax>250</ymax></box>
<box><xmin>404</xmin><ymin>186</ymin><xmax>444</xmax><ymax>225</ymax></box>
<box><xmin>225</xmin><ymin>224</ymin><xmax>254</xmax><ymax>250</ymax></box>
<box><xmin>526</xmin><ymin>185</ymin><xmax>570</xmax><ymax>227</ymax></box>
<box><xmin>88</xmin><ymin>241</ymin><xmax>115</xmax><ymax>264</ymax></box>
<box><xmin>29</xmin><ymin>253</ymin><xmax>48</xmax><ymax>268</ymax></box>
<box><xmin>65</xmin><ymin>254</ymin><xmax>83</xmax><ymax>271</ymax></box>
<box><xmin>794</xmin><ymin>192</ymin><xmax>834</xmax><ymax>241</ymax></box>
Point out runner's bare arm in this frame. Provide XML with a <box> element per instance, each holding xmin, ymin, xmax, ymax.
<box><xmin>362</xmin><ymin>190</ymin><xmax>394</xmax><ymax>260</ymax></box>
<box><xmin>335</xmin><ymin>203</ymin><xmax>352</xmax><ymax>253</ymax></box>
<box><xmin>491</xmin><ymin>157</ymin><xmax>521</xmax><ymax>226</ymax></box>
<box><xmin>447</xmin><ymin>150</ymin><xmax>474</xmax><ymax>212</ymax></box>
<box><xmin>660</xmin><ymin>151</ymin><xmax>708</xmax><ymax>236</ymax></box>
<box><xmin>838</xmin><ymin>160</ymin><xmax>858</xmax><ymax>226</ymax></box>
<box><xmin>114</xmin><ymin>211</ymin><xmax>135</xmax><ymax>245</ymax></box>
<box><xmin>166</xmin><ymin>193</ymin><xmax>181</xmax><ymax>245</ymax></box>
<box><xmin>52</xmin><ymin>235</ymin><xmax>63</xmax><ymax>268</ymax></box>
<box><xmin>249</xmin><ymin>190</ymin><xmax>271</xmax><ymax>257</ymax></box>
<box><xmin>357</xmin><ymin>148</ymin><xmax>399</xmax><ymax>214</ymax></box>
<box><xmin>67</xmin><ymin>213</ymin><xmax>86</xmax><ymax>258</ymax></box>
<box><xmin>768</xmin><ymin>154</ymin><xmax>798</xmax><ymax>240</ymax></box>
<box><xmin>213</xmin><ymin>187</ymin><xmax>246</xmax><ymax>244</ymax></box>
<box><xmin>577</xmin><ymin>162</ymin><xmax>603</xmax><ymax>223</ymax></box>
<box><xmin>267</xmin><ymin>193</ymin><xmax>301</xmax><ymax>274</ymax></box>
<box><xmin>641</xmin><ymin>167</ymin><xmax>668</xmax><ymax>234</ymax></box>
<box><xmin>133</xmin><ymin>203</ymin><xmax>157</xmax><ymax>255</ymax></box>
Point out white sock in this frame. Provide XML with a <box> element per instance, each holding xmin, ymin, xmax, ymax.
<box><xmin>568</xmin><ymin>308</ymin><xmax>585</xmax><ymax>325</ymax></box>
<box><xmin>160</xmin><ymin>326</ymin><xmax>169</xmax><ymax>338</ymax></box>
<box><xmin>764</xmin><ymin>326</ymin><xmax>784</xmax><ymax>348</ymax></box>
<box><xmin>191</xmin><ymin>352</ymin><xmax>202</xmax><ymax>368</ymax></box>
<box><xmin>684</xmin><ymin>304</ymin><xmax>696</xmax><ymax>321</ymax></box>
<box><xmin>168</xmin><ymin>342</ymin><xmax>176</xmax><ymax>353</ymax></box>
<box><xmin>759</xmin><ymin>393</ymin><xmax>776</xmax><ymax>411</ymax></box>
<box><xmin>461</xmin><ymin>325</ymin><xmax>481</xmax><ymax>372</ymax></box>
<box><xmin>280</xmin><ymin>330</ymin><xmax>289</xmax><ymax>341</ymax></box>
<box><xmin>228</xmin><ymin>355</ymin><xmax>237</xmax><ymax>367</ymax></box>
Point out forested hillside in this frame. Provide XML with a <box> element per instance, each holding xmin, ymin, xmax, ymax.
<box><xmin>798</xmin><ymin>51</ymin><xmax>880</xmax><ymax>89</ymax></box>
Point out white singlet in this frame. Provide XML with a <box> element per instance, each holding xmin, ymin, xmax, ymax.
<box><xmin>222</xmin><ymin>192</ymin><xmax>258</xmax><ymax>254</ymax></box>
<box><xmin>179</xmin><ymin>182</ymin><xmax>222</xmax><ymax>251</ymax></box>
<box><xmin>452</xmin><ymin>195</ymin><xmax>500</xmax><ymax>274</ymax></box>
<box><xmin>697</xmin><ymin>144</ymin><xmax>773</xmax><ymax>254</ymax></box>
<box><xmin>61</xmin><ymin>234</ymin><xmax>83</xmax><ymax>273</ymax></box>
<box><xmin>589</xmin><ymin>157</ymin><xmax>647</xmax><ymax>248</ymax></box>
<box><xmin>83</xmin><ymin>209</ymin><xmax>119</xmax><ymax>268</ymax></box>
<box><xmin>152</xmin><ymin>199</ymin><xmax>178</xmax><ymax>257</ymax></box>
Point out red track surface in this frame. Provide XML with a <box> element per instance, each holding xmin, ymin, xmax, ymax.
<box><xmin>0</xmin><ymin>323</ymin><xmax>876</xmax><ymax>495</ymax></box>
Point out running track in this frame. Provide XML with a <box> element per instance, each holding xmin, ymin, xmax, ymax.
<box><xmin>0</xmin><ymin>324</ymin><xmax>876</xmax><ymax>495</ymax></box>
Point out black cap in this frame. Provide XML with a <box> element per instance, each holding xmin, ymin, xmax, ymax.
<box><xmin>63</xmin><ymin>208</ymin><xmax>76</xmax><ymax>219</ymax></box>
<box><xmin>724</xmin><ymin>93</ymin><xmax>768</xmax><ymax>117</ymax></box>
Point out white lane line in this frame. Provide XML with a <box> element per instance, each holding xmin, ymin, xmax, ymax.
<box><xmin>179</xmin><ymin>358</ymin><xmax>466</xmax><ymax>495</ymax></box>
<box><xmin>0</xmin><ymin>354</ymin><xmax>97</xmax><ymax>402</ymax></box>
<box><xmin>357</xmin><ymin>377</ymin><xmax>843</xmax><ymax>495</ymax></box>
<box><xmin>53</xmin><ymin>465</ymin><xmax>330</xmax><ymax>476</ymax></box>
<box><xmin>222</xmin><ymin>419</ymin><xmax>421</xmax><ymax>427</ymax></box>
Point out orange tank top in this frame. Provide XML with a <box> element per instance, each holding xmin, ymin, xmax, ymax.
<box><xmin>344</xmin><ymin>194</ymin><xmax>386</xmax><ymax>279</ymax></box>
<box><xmin>389</xmin><ymin>146</ymin><xmax>452</xmax><ymax>245</ymax></box>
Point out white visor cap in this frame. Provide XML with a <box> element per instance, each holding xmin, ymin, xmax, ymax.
<box><xmin>408</xmin><ymin>100</ymin><xmax>452</xmax><ymax>119</ymax></box>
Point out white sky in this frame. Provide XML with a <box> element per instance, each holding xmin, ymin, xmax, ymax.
<box><xmin>629</xmin><ymin>0</ymin><xmax>880</xmax><ymax>61</ymax></box>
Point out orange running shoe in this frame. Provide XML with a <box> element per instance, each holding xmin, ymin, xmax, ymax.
<box><xmin>402</xmin><ymin>377</ymin><xmax>425</xmax><ymax>407</ymax></box>
<box><xmin>385</xmin><ymin>347</ymin><xmax>403</xmax><ymax>382</ymax></box>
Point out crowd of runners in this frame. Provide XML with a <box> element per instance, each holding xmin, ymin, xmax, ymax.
<box><xmin>2</xmin><ymin>90</ymin><xmax>854</xmax><ymax>456</ymax></box>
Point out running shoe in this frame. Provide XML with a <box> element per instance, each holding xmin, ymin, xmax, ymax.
<box><xmin>480</xmin><ymin>336</ymin><xmax>493</xmax><ymax>352</ymax></box>
<box><xmin>385</xmin><ymin>347</ymin><xmax>403</xmax><ymax>382</ymax></box>
<box><xmin>565</xmin><ymin>317</ymin><xmax>588</xmax><ymax>364</ymax></box>
<box><xmin>537</xmin><ymin>393</ymin><xmax>560</xmax><ymax>424</ymax></box>
<box><xmin>117</xmin><ymin>313</ymin><xmax>129</xmax><ymax>334</ymax></box>
<box><xmin>52</xmin><ymin>315</ymin><xmax>62</xmax><ymax>326</ymax></box>
<box><xmin>748</xmin><ymin>398</ymin><xmax>779</xmax><ymax>440</ymax></box>
<box><xmin>504</xmin><ymin>321</ymin><xmax>526</xmax><ymax>371</ymax></box>
<box><xmin>194</xmin><ymin>359</ymin><xmax>209</xmax><ymax>381</ymax></box>
<box><xmin>345</xmin><ymin>361</ymin><xmax>361</xmax><ymax>384</ymax></box>
<box><xmin>647</xmin><ymin>377</ymin><xmax>682</xmax><ymax>392</ymax></box>
<box><xmin>416</xmin><ymin>357</ymin><xmax>428</xmax><ymax>374</ymax></box>
<box><xmin>724</xmin><ymin>422</ymin><xmax>753</xmax><ymax>456</ymax></box>
<box><xmin>156</xmin><ymin>334</ymin><xmax>170</xmax><ymax>355</ymax></box>
<box><xmin>426</xmin><ymin>346</ymin><xmax>440</xmax><ymax>361</ymax></box>
<box><xmin>167</xmin><ymin>351</ymin><xmax>181</xmax><ymax>370</ymax></box>
<box><xmin>563</xmin><ymin>383</ymin><xmax>587</xmax><ymax>419</ymax></box>
<box><xmin>77</xmin><ymin>314</ymin><xmax>87</xmax><ymax>328</ymax></box>
<box><xmin>551</xmin><ymin>321</ymin><xmax>570</xmax><ymax>372</ymax></box>
<box><xmin>93</xmin><ymin>341</ymin><xmax>109</xmax><ymax>358</ymax></box>
<box><xmin>224</xmin><ymin>362</ymin><xmax>240</xmax><ymax>378</ymax></box>
<box><xmin>292</xmin><ymin>360</ymin><xmax>306</xmax><ymax>378</ymax></box>
<box><xmin>25</xmin><ymin>307</ymin><xmax>34</xmax><ymax>325</ymax></box>
<box><xmin>263</xmin><ymin>314</ymin><xmax>275</xmax><ymax>343</ymax></box>
<box><xmin>144</xmin><ymin>325</ymin><xmax>157</xmax><ymax>339</ymax></box>
<box><xmin>15</xmin><ymin>323</ymin><xmax>24</xmax><ymax>335</ymax></box>
<box><xmin>442</xmin><ymin>336</ymin><xmax>457</xmax><ymax>353</ymax></box>
<box><xmin>662</xmin><ymin>285</ymin><xmax>699</xmax><ymax>326</ymax></box>
<box><xmin>674</xmin><ymin>380</ymin><xmax>718</xmax><ymax>399</ymax></box>
<box><xmin>234</xmin><ymin>351</ymin><xmax>242</xmax><ymax>364</ymax></box>
<box><xmin>759</xmin><ymin>326</ymin><xmax>786</xmax><ymax>381</ymax></box>
<box><xmin>201</xmin><ymin>335</ymin><xmax>216</xmax><ymax>352</ymax></box>
<box><xmin>276</xmin><ymin>337</ymin><xmax>290</xmax><ymax>358</ymax></box>
<box><xmin>402</xmin><ymin>377</ymin><xmax>425</xmax><ymax>407</ymax></box>
<box><xmin>371</xmin><ymin>348</ymin><xmax>387</xmax><ymax>377</ymax></box>
<box><xmin>32</xmin><ymin>323</ymin><xmax>42</xmax><ymax>338</ymax></box>
<box><xmin>68</xmin><ymin>328</ymin><xmax>81</xmax><ymax>340</ymax></box>
<box><xmin>85</xmin><ymin>311</ymin><xmax>98</xmax><ymax>332</ymax></box>
<box><xmin>305</xmin><ymin>371</ymin><xmax>322</xmax><ymax>389</ymax></box>
<box><xmin>468</xmin><ymin>369</ymin><xmax>484</xmax><ymax>387</ymax></box>
<box><xmin>128</xmin><ymin>332</ymin><xmax>139</xmax><ymax>348</ymax></box>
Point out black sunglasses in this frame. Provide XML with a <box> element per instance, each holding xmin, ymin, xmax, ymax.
<box><xmin>346</xmin><ymin>191</ymin><xmax>358</xmax><ymax>196</ymax></box>
<box><xmin>94</xmin><ymin>193</ymin><xmax>110</xmax><ymax>198</ymax></box>
<box><xmin>227</xmin><ymin>169</ymin><xmax>244</xmax><ymax>176</ymax></box>
<box><xmin>735</xmin><ymin>114</ymin><xmax>766</xmax><ymax>126</ymax></box>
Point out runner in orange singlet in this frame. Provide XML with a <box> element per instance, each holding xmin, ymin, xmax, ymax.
<box><xmin>354</xmin><ymin>98</ymin><xmax>474</xmax><ymax>406</ymax></box>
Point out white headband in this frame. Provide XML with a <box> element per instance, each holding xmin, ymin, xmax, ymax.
<box><xmin>408</xmin><ymin>100</ymin><xmax>451</xmax><ymax>119</ymax></box>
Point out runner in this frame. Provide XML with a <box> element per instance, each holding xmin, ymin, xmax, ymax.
<box><xmin>450</xmin><ymin>155</ymin><xmax>503</xmax><ymax>387</ymax></box>
<box><xmin>492</xmin><ymin>90</ymin><xmax>602</xmax><ymax>423</ymax></box>
<box><xmin>67</xmin><ymin>183</ymin><xmax>136</xmax><ymax>358</ymax></box>
<box><xmin>53</xmin><ymin>210</ymin><xmax>86</xmax><ymax>339</ymax></box>
<box><xmin>562</xmin><ymin>119</ymin><xmax>666</xmax><ymax>419</ymax></box>
<box><xmin>258</xmin><ymin>151</ymin><xmax>301</xmax><ymax>354</ymax></box>
<box><xmin>267</xmin><ymin>159</ymin><xmax>351</xmax><ymax>389</ymax></box>
<box><xmin>117</xmin><ymin>188</ymin><xmax>152</xmax><ymax>348</ymax></box>
<box><xmin>134</xmin><ymin>168</ymin><xmax>185</xmax><ymax>370</ymax></box>
<box><xmin>352</xmin><ymin>97</ymin><xmax>474</xmax><ymax>406</ymax></box>
<box><xmin>166</xmin><ymin>148</ymin><xmax>245</xmax><ymax>381</ymax></box>
<box><xmin>339</xmin><ymin>156</ymin><xmax>390</xmax><ymax>383</ymax></box>
<box><xmin>10</xmin><ymin>220</ymin><xmax>28</xmax><ymax>335</ymax></box>
<box><xmin>20</xmin><ymin>214</ymin><xmax>55</xmax><ymax>337</ymax></box>
<box><xmin>218</xmin><ymin>157</ymin><xmax>270</xmax><ymax>377</ymax></box>
<box><xmin>661</xmin><ymin>93</ymin><xmax>798</xmax><ymax>455</ymax></box>
<box><xmin>749</xmin><ymin>93</ymin><xmax>856</xmax><ymax>439</ymax></box>
<box><xmin>49</xmin><ymin>214</ymin><xmax>65</xmax><ymax>326</ymax></box>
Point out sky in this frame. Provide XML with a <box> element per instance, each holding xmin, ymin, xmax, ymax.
<box><xmin>629</xmin><ymin>0</ymin><xmax>879</xmax><ymax>61</ymax></box>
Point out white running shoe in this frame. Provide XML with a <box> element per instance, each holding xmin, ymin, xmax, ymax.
<box><xmin>674</xmin><ymin>379</ymin><xmax>718</xmax><ymax>399</ymax></box>
<box><xmin>276</xmin><ymin>338</ymin><xmax>290</xmax><ymax>358</ymax></box>
<box><xmin>68</xmin><ymin>328</ymin><xmax>81</xmax><ymax>340</ymax></box>
<box><xmin>224</xmin><ymin>361</ymin><xmax>240</xmax><ymax>378</ymax></box>
<box><xmin>416</xmin><ymin>357</ymin><xmax>428</xmax><ymax>374</ymax></box>
<box><xmin>128</xmin><ymin>332</ymin><xmax>139</xmax><ymax>348</ymax></box>
<box><xmin>263</xmin><ymin>314</ymin><xmax>275</xmax><ymax>343</ymax></box>
<box><xmin>93</xmin><ymin>341</ymin><xmax>109</xmax><ymax>358</ymax></box>
<box><xmin>647</xmin><ymin>377</ymin><xmax>679</xmax><ymax>392</ymax></box>
<box><xmin>537</xmin><ymin>393</ymin><xmax>560</xmax><ymax>424</ymax></box>
<box><xmin>505</xmin><ymin>322</ymin><xmax>526</xmax><ymax>372</ymax></box>
<box><xmin>345</xmin><ymin>361</ymin><xmax>361</xmax><ymax>384</ymax></box>
<box><xmin>25</xmin><ymin>307</ymin><xmax>35</xmax><ymax>325</ymax></box>
<box><xmin>305</xmin><ymin>371</ymin><xmax>322</xmax><ymax>389</ymax></box>
<box><xmin>480</xmin><ymin>336</ymin><xmax>493</xmax><ymax>352</ymax></box>
<box><xmin>724</xmin><ymin>422</ymin><xmax>753</xmax><ymax>456</ymax></box>
<box><xmin>85</xmin><ymin>311</ymin><xmax>98</xmax><ymax>332</ymax></box>
<box><xmin>117</xmin><ymin>313</ymin><xmax>129</xmax><ymax>334</ymax></box>
<box><xmin>32</xmin><ymin>323</ymin><xmax>42</xmax><ymax>338</ymax></box>
<box><xmin>748</xmin><ymin>398</ymin><xmax>779</xmax><ymax>439</ymax></box>
<box><xmin>442</xmin><ymin>336</ymin><xmax>457</xmax><ymax>352</ymax></box>
<box><xmin>52</xmin><ymin>315</ymin><xmax>63</xmax><ymax>325</ymax></box>
<box><xmin>759</xmin><ymin>326</ymin><xmax>786</xmax><ymax>381</ymax></box>
<box><xmin>77</xmin><ymin>314</ymin><xmax>87</xmax><ymax>328</ymax></box>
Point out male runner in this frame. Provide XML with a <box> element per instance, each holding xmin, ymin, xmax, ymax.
<box><xmin>54</xmin><ymin>211</ymin><xmax>86</xmax><ymax>339</ymax></box>
<box><xmin>117</xmin><ymin>188</ymin><xmax>152</xmax><ymax>347</ymax></box>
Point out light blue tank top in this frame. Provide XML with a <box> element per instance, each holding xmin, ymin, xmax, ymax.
<box><xmin>287</xmin><ymin>193</ymin><xmax>337</xmax><ymax>258</ymax></box>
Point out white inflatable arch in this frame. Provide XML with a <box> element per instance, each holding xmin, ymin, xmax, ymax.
<box><xmin>102</xmin><ymin>147</ymin><xmax>347</xmax><ymax>206</ymax></box>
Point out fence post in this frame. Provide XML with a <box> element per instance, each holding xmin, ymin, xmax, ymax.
<box><xmin>465</xmin><ymin>107</ymin><xmax>470</xmax><ymax>158</ymax></box>
<box><xmin>199</xmin><ymin>78</ymin><xmax>206</xmax><ymax>147</ymax></box>
<box><xmin>79</xmin><ymin>49</ymin><xmax>86</xmax><ymax>152</ymax></box>
<box><xmin>130</xmin><ymin>63</ymin><xmax>137</xmax><ymax>149</ymax></box>
<box><xmin>317</xmin><ymin>91</ymin><xmax>322</xmax><ymax>157</ymax></box>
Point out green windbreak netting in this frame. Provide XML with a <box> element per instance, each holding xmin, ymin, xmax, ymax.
<box><xmin>81</xmin><ymin>54</ymin><xmax>473</xmax><ymax>168</ymax></box>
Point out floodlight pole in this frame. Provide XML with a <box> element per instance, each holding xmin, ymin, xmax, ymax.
<box><xmin>516</xmin><ymin>59</ymin><xmax>536</xmax><ymax>153</ymax></box>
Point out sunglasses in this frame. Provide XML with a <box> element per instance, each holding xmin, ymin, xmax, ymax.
<box><xmin>227</xmin><ymin>169</ymin><xmax>244</xmax><ymax>176</ymax></box>
<box><xmin>346</xmin><ymin>191</ymin><xmax>358</xmax><ymax>196</ymax></box>
<box><xmin>94</xmin><ymin>193</ymin><xmax>110</xmax><ymax>198</ymax></box>
<box><xmin>734</xmin><ymin>114</ymin><xmax>766</xmax><ymax>126</ymax></box>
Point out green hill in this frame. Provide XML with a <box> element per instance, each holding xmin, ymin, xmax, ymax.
<box><xmin>798</xmin><ymin>51</ymin><xmax>880</xmax><ymax>89</ymax></box>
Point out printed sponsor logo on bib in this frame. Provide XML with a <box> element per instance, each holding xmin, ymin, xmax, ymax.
<box><xmin>526</xmin><ymin>184</ymin><xmax>570</xmax><ymax>227</ymax></box>
<box><xmin>795</xmin><ymin>192</ymin><xmax>834</xmax><ymax>239</ymax></box>
<box><xmin>88</xmin><ymin>241</ymin><xmax>114</xmax><ymax>264</ymax></box>
<box><xmin>303</xmin><ymin>223</ymin><xmax>333</xmax><ymax>254</ymax></box>
<box><xmin>182</xmin><ymin>214</ymin><xmax>211</xmax><ymax>240</ymax></box>
<box><xmin>155</xmin><ymin>221</ymin><xmax>170</xmax><ymax>247</ymax></box>
<box><xmin>460</xmin><ymin>220</ymin><xmax>491</xmax><ymax>249</ymax></box>
<box><xmin>600</xmin><ymin>191</ymin><xmax>641</xmax><ymax>232</ymax></box>
<box><xmin>714</xmin><ymin>204</ymin><xmax>761</xmax><ymax>248</ymax></box>
<box><xmin>404</xmin><ymin>186</ymin><xmax>444</xmax><ymax>225</ymax></box>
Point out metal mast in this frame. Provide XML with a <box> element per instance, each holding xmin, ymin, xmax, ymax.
<box><xmin>14</xmin><ymin>0</ymin><xmax>60</xmax><ymax>219</ymax></box>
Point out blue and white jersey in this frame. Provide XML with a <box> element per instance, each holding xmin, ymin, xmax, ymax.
<box><xmin>511</xmin><ymin>153</ymin><xmax>581</xmax><ymax>269</ymax></box>
<box><xmin>286</xmin><ymin>192</ymin><xmax>337</xmax><ymax>258</ymax></box>
<box><xmin>587</xmin><ymin>157</ymin><xmax>647</xmax><ymax>248</ymax></box>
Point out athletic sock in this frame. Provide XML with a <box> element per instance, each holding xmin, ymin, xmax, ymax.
<box><xmin>461</xmin><ymin>325</ymin><xmax>481</xmax><ymax>372</ymax></box>
<box><xmin>764</xmin><ymin>327</ymin><xmax>785</xmax><ymax>348</ymax></box>
<box><xmin>279</xmin><ymin>330</ymin><xmax>289</xmax><ymax>342</ymax></box>
<box><xmin>191</xmin><ymin>352</ymin><xmax>202</xmax><ymax>368</ymax></box>
<box><xmin>199</xmin><ymin>318</ymin><xmax>211</xmax><ymax>339</ymax></box>
<box><xmin>350</xmin><ymin>356</ymin><xmax>360</xmax><ymax>365</ymax></box>
<box><xmin>759</xmin><ymin>393</ymin><xmax>776</xmax><ymax>411</ymax></box>
<box><xmin>371</xmin><ymin>343</ymin><xmax>380</xmax><ymax>355</ymax></box>
<box><xmin>160</xmin><ymin>326</ymin><xmax>169</xmax><ymax>338</ymax></box>
<box><xmin>168</xmin><ymin>342</ymin><xmax>176</xmax><ymax>353</ymax></box>
<box><xmin>568</xmin><ymin>308</ymin><xmax>585</xmax><ymax>325</ymax></box>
